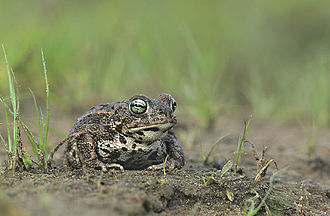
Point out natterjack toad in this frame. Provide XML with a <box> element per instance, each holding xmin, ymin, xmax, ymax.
<box><xmin>65</xmin><ymin>94</ymin><xmax>184</xmax><ymax>170</ymax></box>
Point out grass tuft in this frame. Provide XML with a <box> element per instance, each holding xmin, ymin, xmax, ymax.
<box><xmin>202</xmin><ymin>171</ymin><xmax>215</xmax><ymax>186</ymax></box>
<box><xmin>0</xmin><ymin>45</ymin><xmax>20</xmax><ymax>170</ymax></box>
<box><xmin>160</xmin><ymin>155</ymin><xmax>169</xmax><ymax>186</ymax></box>
<box><xmin>234</xmin><ymin>115</ymin><xmax>252</xmax><ymax>173</ymax></box>
<box><xmin>41</xmin><ymin>48</ymin><xmax>50</xmax><ymax>170</ymax></box>
<box><xmin>244</xmin><ymin>167</ymin><xmax>288</xmax><ymax>216</ymax></box>
<box><xmin>200</xmin><ymin>133</ymin><xmax>228</xmax><ymax>165</ymax></box>
<box><xmin>0</xmin><ymin>46</ymin><xmax>50</xmax><ymax>171</ymax></box>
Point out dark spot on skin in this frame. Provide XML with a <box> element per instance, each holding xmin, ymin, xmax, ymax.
<box><xmin>136</xmin><ymin>131</ymin><xmax>144</xmax><ymax>136</ymax></box>
<box><xmin>95</xmin><ymin>166</ymin><xmax>103</xmax><ymax>170</ymax></box>
<box><xmin>122</xmin><ymin>147</ymin><xmax>128</xmax><ymax>151</ymax></box>
<box><xmin>109</xmin><ymin>150</ymin><xmax>121</xmax><ymax>160</ymax></box>
<box><xmin>116</xmin><ymin>125</ymin><xmax>123</xmax><ymax>133</ymax></box>
<box><xmin>147</xmin><ymin>151</ymin><xmax>158</xmax><ymax>161</ymax></box>
<box><xmin>100</xmin><ymin>148</ymin><xmax>111</xmax><ymax>154</ymax></box>
<box><xmin>72</xmin><ymin>150</ymin><xmax>77</xmax><ymax>158</ymax></box>
<box><xmin>138</xmin><ymin>148</ymin><xmax>143</xmax><ymax>152</ymax></box>
<box><xmin>126</xmin><ymin>131</ymin><xmax>133</xmax><ymax>136</ymax></box>
<box><xmin>130</xmin><ymin>150</ymin><xmax>137</xmax><ymax>155</ymax></box>
<box><xmin>119</xmin><ymin>135</ymin><xmax>127</xmax><ymax>144</ymax></box>
<box><xmin>135</xmin><ymin>140</ymin><xmax>143</xmax><ymax>144</ymax></box>
<box><xmin>132</xmin><ymin>144</ymin><xmax>137</xmax><ymax>149</ymax></box>
<box><xmin>144</xmin><ymin>127</ymin><xmax>160</xmax><ymax>132</ymax></box>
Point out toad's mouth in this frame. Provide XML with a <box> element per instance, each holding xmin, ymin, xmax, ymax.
<box><xmin>128</xmin><ymin>122</ymin><xmax>175</xmax><ymax>133</ymax></box>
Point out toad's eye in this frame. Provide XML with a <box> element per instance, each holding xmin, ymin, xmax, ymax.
<box><xmin>130</xmin><ymin>98</ymin><xmax>147</xmax><ymax>114</ymax></box>
<box><xmin>171</xmin><ymin>99</ymin><xmax>177</xmax><ymax>112</ymax></box>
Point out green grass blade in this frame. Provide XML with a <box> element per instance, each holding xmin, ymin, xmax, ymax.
<box><xmin>20</xmin><ymin>120</ymin><xmax>40</xmax><ymax>162</ymax></box>
<box><xmin>39</xmin><ymin>106</ymin><xmax>44</xmax><ymax>131</ymax></box>
<box><xmin>29</xmin><ymin>88</ymin><xmax>42</xmax><ymax>147</ymax></box>
<box><xmin>2</xmin><ymin>45</ymin><xmax>19</xmax><ymax>163</ymax></box>
<box><xmin>205</xmin><ymin>134</ymin><xmax>229</xmax><ymax>163</ymax></box>
<box><xmin>246</xmin><ymin>200</ymin><xmax>256</xmax><ymax>216</ymax></box>
<box><xmin>2</xmin><ymin>46</ymin><xmax>16</xmax><ymax>131</ymax></box>
<box><xmin>11</xmin><ymin>69</ymin><xmax>20</xmax><ymax>113</ymax></box>
<box><xmin>10</xmin><ymin>69</ymin><xmax>19</xmax><ymax>155</ymax></box>
<box><xmin>1</xmin><ymin>45</ymin><xmax>16</xmax><ymax>114</ymax></box>
<box><xmin>0</xmin><ymin>97</ymin><xmax>12</xmax><ymax>153</ymax></box>
<box><xmin>21</xmin><ymin>147</ymin><xmax>33</xmax><ymax>170</ymax></box>
<box><xmin>219</xmin><ymin>160</ymin><xmax>233</xmax><ymax>178</ymax></box>
<box><xmin>234</xmin><ymin>135</ymin><xmax>243</xmax><ymax>172</ymax></box>
<box><xmin>41</xmin><ymin>48</ymin><xmax>50</xmax><ymax>170</ymax></box>
<box><xmin>39</xmin><ymin>106</ymin><xmax>45</xmax><ymax>128</ymax></box>
<box><xmin>234</xmin><ymin>115</ymin><xmax>252</xmax><ymax>173</ymax></box>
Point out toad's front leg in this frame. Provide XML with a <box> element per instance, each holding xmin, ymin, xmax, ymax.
<box><xmin>162</xmin><ymin>129</ymin><xmax>184</xmax><ymax>169</ymax></box>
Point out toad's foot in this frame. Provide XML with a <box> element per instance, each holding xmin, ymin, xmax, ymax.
<box><xmin>95</xmin><ymin>162</ymin><xmax>124</xmax><ymax>172</ymax></box>
<box><xmin>146</xmin><ymin>157</ymin><xmax>184</xmax><ymax>171</ymax></box>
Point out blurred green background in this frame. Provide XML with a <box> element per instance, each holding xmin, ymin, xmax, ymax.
<box><xmin>1</xmin><ymin>0</ymin><xmax>329</xmax><ymax>127</ymax></box>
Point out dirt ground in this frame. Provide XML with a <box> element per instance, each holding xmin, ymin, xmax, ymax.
<box><xmin>0</xmin><ymin>110</ymin><xmax>329</xmax><ymax>216</ymax></box>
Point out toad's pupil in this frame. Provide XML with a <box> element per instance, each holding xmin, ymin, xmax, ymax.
<box><xmin>172</xmin><ymin>100</ymin><xmax>177</xmax><ymax>112</ymax></box>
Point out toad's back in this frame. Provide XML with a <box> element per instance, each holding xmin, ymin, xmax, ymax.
<box><xmin>69</xmin><ymin>102</ymin><xmax>117</xmax><ymax>134</ymax></box>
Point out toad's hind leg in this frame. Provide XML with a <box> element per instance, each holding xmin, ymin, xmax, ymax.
<box><xmin>67</xmin><ymin>142</ymin><xmax>123</xmax><ymax>171</ymax></box>
<box><xmin>65</xmin><ymin>132</ymin><xmax>96</xmax><ymax>168</ymax></box>
<box><xmin>65</xmin><ymin>126</ymin><xmax>124</xmax><ymax>171</ymax></box>
<box><xmin>162</xmin><ymin>129</ymin><xmax>185</xmax><ymax>169</ymax></box>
